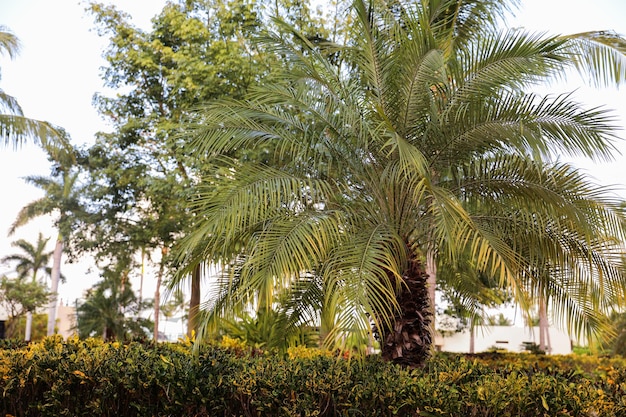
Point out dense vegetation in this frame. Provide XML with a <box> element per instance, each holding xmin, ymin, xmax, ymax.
<box><xmin>2</xmin><ymin>0</ymin><xmax>626</xmax><ymax>371</ymax></box>
<box><xmin>1</xmin><ymin>337</ymin><xmax>626</xmax><ymax>416</ymax></box>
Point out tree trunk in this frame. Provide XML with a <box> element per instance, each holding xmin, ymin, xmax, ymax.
<box><xmin>47</xmin><ymin>234</ymin><xmax>64</xmax><ymax>336</ymax></box>
<box><xmin>25</xmin><ymin>271</ymin><xmax>37</xmax><ymax>342</ymax></box>
<box><xmin>154</xmin><ymin>247</ymin><xmax>167</xmax><ymax>342</ymax></box>
<box><xmin>425</xmin><ymin>248</ymin><xmax>437</xmax><ymax>318</ymax></box>
<box><xmin>539</xmin><ymin>297</ymin><xmax>550</xmax><ymax>353</ymax></box>
<box><xmin>139</xmin><ymin>247</ymin><xmax>145</xmax><ymax>304</ymax></box>
<box><xmin>24</xmin><ymin>312</ymin><xmax>32</xmax><ymax>341</ymax></box>
<box><xmin>469</xmin><ymin>320</ymin><xmax>475</xmax><ymax>354</ymax></box>
<box><xmin>380</xmin><ymin>256</ymin><xmax>432</xmax><ymax>367</ymax></box>
<box><xmin>187</xmin><ymin>263</ymin><xmax>201</xmax><ymax>338</ymax></box>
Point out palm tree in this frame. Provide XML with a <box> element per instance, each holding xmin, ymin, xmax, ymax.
<box><xmin>180</xmin><ymin>0</ymin><xmax>626</xmax><ymax>366</ymax></box>
<box><xmin>77</xmin><ymin>264</ymin><xmax>152</xmax><ymax>341</ymax></box>
<box><xmin>10</xmin><ymin>164</ymin><xmax>83</xmax><ymax>336</ymax></box>
<box><xmin>1</xmin><ymin>233</ymin><xmax>52</xmax><ymax>341</ymax></box>
<box><xmin>0</xmin><ymin>27</ymin><xmax>67</xmax><ymax>150</ymax></box>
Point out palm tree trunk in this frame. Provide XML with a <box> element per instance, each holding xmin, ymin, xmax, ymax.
<box><xmin>187</xmin><ymin>263</ymin><xmax>201</xmax><ymax>337</ymax></box>
<box><xmin>24</xmin><ymin>311</ymin><xmax>33</xmax><ymax>341</ymax></box>
<box><xmin>46</xmin><ymin>234</ymin><xmax>64</xmax><ymax>336</ymax></box>
<box><xmin>425</xmin><ymin>247</ymin><xmax>437</xmax><ymax>325</ymax></box>
<box><xmin>425</xmin><ymin>248</ymin><xmax>437</xmax><ymax>307</ymax></box>
<box><xmin>380</xmin><ymin>255</ymin><xmax>432</xmax><ymax>367</ymax></box>
<box><xmin>469</xmin><ymin>320</ymin><xmax>475</xmax><ymax>354</ymax></box>
<box><xmin>539</xmin><ymin>297</ymin><xmax>550</xmax><ymax>353</ymax></box>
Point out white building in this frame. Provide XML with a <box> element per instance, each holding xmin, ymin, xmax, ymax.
<box><xmin>436</xmin><ymin>325</ymin><xmax>572</xmax><ymax>355</ymax></box>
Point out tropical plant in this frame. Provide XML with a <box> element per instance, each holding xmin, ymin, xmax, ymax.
<box><xmin>0</xmin><ymin>26</ymin><xmax>67</xmax><ymax>150</ymax></box>
<box><xmin>486</xmin><ymin>313</ymin><xmax>513</xmax><ymax>327</ymax></box>
<box><xmin>1</xmin><ymin>233</ymin><xmax>53</xmax><ymax>282</ymax></box>
<box><xmin>181</xmin><ymin>0</ymin><xmax>626</xmax><ymax>366</ymax></box>
<box><xmin>1</xmin><ymin>233</ymin><xmax>53</xmax><ymax>340</ymax></box>
<box><xmin>219</xmin><ymin>308</ymin><xmax>319</xmax><ymax>353</ymax></box>
<box><xmin>10</xmin><ymin>150</ymin><xmax>83</xmax><ymax>336</ymax></box>
<box><xmin>76</xmin><ymin>262</ymin><xmax>152</xmax><ymax>341</ymax></box>
<box><xmin>0</xmin><ymin>275</ymin><xmax>48</xmax><ymax>339</ymax></box>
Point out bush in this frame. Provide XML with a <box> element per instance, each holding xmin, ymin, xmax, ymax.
<box><xmin>1</xmin><ymin>338</ymin><xmax>626</xmax><ymax>416</ymax></box>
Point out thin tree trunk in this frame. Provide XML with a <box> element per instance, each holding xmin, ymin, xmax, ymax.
<box><xmin>425</xmin><ymin>247</ymin><xmax>437</xmax><ymax>340</ymax></box>
<box><xmin>25</xmin><ymin>271</ymin><xmax>37</xmax><ymax>341</ymax></box>
<box><xmin>539</xmin><ymin>296</ymin><xmax>549</xmax><ymax>352</ymax></box>
<box><xmin>24</xmin><ymin>311</ymin><xmax>32</xmax><ymax>341</ymax></box>
<box><xmin>154</xmin><ymin>247</ymin><xmax>167</xmax><ymax>342</ymax></box>
<box><xmin>187</xmin><ymin>263</ymin><xmax>201</xmax><ymax>338</ymax></box>
<box><xmin>139</xmin><ymin>247</ymin><xmax>145</xmax><ymax>304</ymax></box>
<box><xmin>469</xmin><ymin>320</ymin><xmax>475</xmax><ymax>354</ymax></box>
<box><xmin>539</xmin><ymin>297</ymin><xmax>549</xmax><ymax>352</ymax></box>
<box><xmin>47</xmin><ymin>234</ymin><xmax>64</xmax><ymax>336</ymax></box>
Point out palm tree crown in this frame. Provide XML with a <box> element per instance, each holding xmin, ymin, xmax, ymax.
<box><xmin>181</xmin><ymin>0</ymin><xmax>626</xmax><ymax>365</ymax></box>
<box><xmin>2</xmin><ymin>233</ymin><xmax>52</xmax><ymax>282</ymax></box>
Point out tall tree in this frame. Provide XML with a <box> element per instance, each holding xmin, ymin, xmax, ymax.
<box><xmin>1</xmin><ymin>233</ymin><xmax>53</xmax><ymax>340</ymax></box>
<box><xmin>10</xmin><ymin>151</ymin><xmax>83</xmax><ymax>336</ymax></box>
<box><xmin>75</xmin><ymin>0</ymin><xmax>336</xmax><ymax>339</ymax></box>
<box><xmin>181</xmin><ymin>0</ymin><xmax>626</xmax><ymax>366</ymax></box>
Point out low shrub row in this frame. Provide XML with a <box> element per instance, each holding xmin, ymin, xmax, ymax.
<box><xmin>1</xmin><ymin>337</ymin><xmax>626</xmax><ymax>416</ymax></box>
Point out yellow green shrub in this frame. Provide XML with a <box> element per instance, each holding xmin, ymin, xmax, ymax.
<box><xmin>1</xmin><ymin>338</ymin><xmax>626</xmax><ymax>416</ymax></box>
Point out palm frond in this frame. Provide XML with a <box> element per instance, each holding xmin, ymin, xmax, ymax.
<box><xmin>0</xmin><ymin>114</ymin><xmax>66</xmax><ymax>150</ymax></box>
<box><xmin>0</xmin><ymin>27</ymin><xmax>20</xmax><ymax>59</ymax></box>
<box><xmin>563</xmin><ymin>31</ymin><xmax>626</xmax><ymax>88</ymax></box>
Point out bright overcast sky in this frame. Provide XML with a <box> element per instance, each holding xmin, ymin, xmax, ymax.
<box><xmin>0</xmin><ymin>0</ymin><xmax>625</xmax><ymax>305</ymax></box>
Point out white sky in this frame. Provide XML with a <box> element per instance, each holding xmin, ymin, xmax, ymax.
<box><xmin>0</xmin><ymin>0</ymin><xmax>625</xmax><ymax>306</ymax></box>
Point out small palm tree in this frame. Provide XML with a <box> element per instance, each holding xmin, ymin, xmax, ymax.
<box><xmin>1</xmin><ymin>233</ymin><xmax>52</xmax><ymax>340</ymax></box>
<box><xmin>76</xmin><ymin>264</ymin><xmax>152</xmax><ymax>341</ymax></box>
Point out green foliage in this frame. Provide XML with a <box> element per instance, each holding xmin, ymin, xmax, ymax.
<box><xmin>0</xmin><ymin>276</ymin><xmax>49</xmax><ymax>315</ymax></box>
<box><xmin>76</xmin><ymin>266</ymin><xmax>152</xmax><ymax>341</ymax></box>
<box><xmin>2</xmin><ymin>339</ymin><xmax>626</xmax><ymax>416</ymax></box>
<box><xmin>486</xmin><ymin>313</ymin><xmax>514</xmax><ymax>327</ymax></box>
<box><xmin>0</xmin><ymin>276</ymin><xmax>49</xmax><ymax>338</ymax></box>
<box><xmin>218</xmin><ymin>308</ymin><xmax>319</xmax><ymax>353</ymax></box>
<box><xmin>599</xmin><ymin>310</ymin><xmax>626</xmax><ymax>356</ymax></box>
<box><xmin>182</xmin><ymin>0</ymin><xmax>626</xmax><ymax>366</ymax></box>
<box><xmin>9</xmin><ymin>313</ymin><xmax>48</xmax><ymax>341</ymax></box>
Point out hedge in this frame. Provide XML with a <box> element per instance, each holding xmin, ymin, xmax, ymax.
<box><xmin>1</xmin><ymin>337</ymin><xmax>625</xmax><ymax>416</ymax></box>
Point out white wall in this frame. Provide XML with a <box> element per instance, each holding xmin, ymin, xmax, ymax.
<box><xmin>436</xmin><ymin>326</ymin><xmax>572</xmax><ymax>355</ymax></box>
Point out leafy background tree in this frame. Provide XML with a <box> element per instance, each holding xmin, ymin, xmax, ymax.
<box><xmin>1</xmin><ymin>233</ymin><xmax>52</xmax><ymax>340</ymax></box>
<box><xmin>0</xmin><ymin>275</ymin><xmax>48</xmax><ymax>339</ymax></box>
<box><xmin>68</xmin><ymin>0</ymin><xmax>338</xmax><ymax>342</ymax></box>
